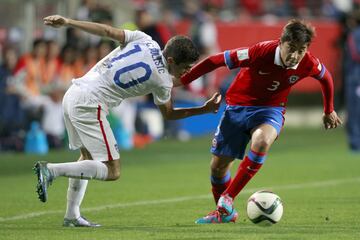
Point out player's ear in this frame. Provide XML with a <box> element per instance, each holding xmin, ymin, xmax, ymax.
<box><xmin>167</xmin><ymin>57</ymin><xmax>175</xmax><ymax>64</ymax></box>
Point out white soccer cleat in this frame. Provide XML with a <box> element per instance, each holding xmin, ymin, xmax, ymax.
<box><xmin>63</xmin><ymin>216</ymin><xmax>101</xmax><ymax>227</ymax></box>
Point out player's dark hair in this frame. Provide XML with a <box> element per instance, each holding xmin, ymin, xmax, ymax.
<box><xmin>163</xmin><ymin>35</ymin><xmax>199</xmax><ymax>64</ymax></box>
<box><xmin>280</xmin><ymin>19</ymin><xmax>315</xmax><ymax>45</ymax></box>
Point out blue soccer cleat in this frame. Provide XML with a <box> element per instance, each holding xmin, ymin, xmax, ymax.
<box><xmin>195</xmin><ymin>209</ymin><xmax>238</xmax><ymax>224</ymax></box>
<box><xmin>63</xmin><ymin>216</ymin><xmax>101</xmax><ymax>227</ymax></box>
<box><xmin>217</xmin><ymin>194</ymin><xmax>234</xmax><ymax>215</ymax></box>
<box><xmin>33</xmin><ymin>161</ymin><xmax>53</xmax><ymax>203</ymax></box>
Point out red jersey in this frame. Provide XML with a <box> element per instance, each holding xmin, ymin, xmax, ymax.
<box><xmin>224</xmin><ymin>40</ymin><xmax>324</xmax><ymax>107</ymax></box>
<box><xmin>181</xmin><ymin>39</ymin><xmax>334</xmax><ymax>113</ymax></box>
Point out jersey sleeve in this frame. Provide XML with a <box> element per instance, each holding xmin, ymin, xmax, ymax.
<box><xmin>308</xmin><ymin>55</ymin><xmax>325</xmax><ymax>79</ymax></box>
<box><xmin>223</xmin><ymin>48</ymin><xmax>250</xmax><ymax>69</ymax></box>
<box><xmin>223</xmin><ymin>42</ymin><xmax>267</xmax><ymax>69</ymax></box>
<box><xmin>123</xmin><ymin>30</ymin><xmax>152</xmax><ymax>44</ymax></box>
<box><xmin>308</xmin><ymin>55</ymin><xmax>334</xmax><ymax>114</ymax></box>
<box><xmin>152</xmin><ymin>86</ymin><xmax>172</xmax><ymax>105</ymax></box>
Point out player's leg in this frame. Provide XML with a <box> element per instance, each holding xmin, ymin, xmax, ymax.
<box><xmin>196</xmin><ymin>106</ymin><xmax>249</xmax><ymax>224</ymax></box>
<box><xmin>34</xmin><ymin>139</ymin><xmax>119</xmax><ymax>204</ymax></box>
<box><xmin>43</xmin><ymin>104</ymin><xmax>120</xmax><ymax>181</ymax></box>
<box><xmin>34</xmin><ymin>92</ymin><xmax>120</xmax><ymax>203</ymax></box>
<box><xmin>59</xmin><ymin>103</ymin><xmax>119</xmax><ymax>227</ymax></box>
<box><xmin>219</xmin><ymin>123</ymin><xmax>278</xmax><ymax>214</ymax></box>
<box><xmin>210</xmin><ymin>155</ymin><xmax>234</xmax><ymax>204</ymax></box>
<box><xmin>215</xmin><ymin>106</ymin><xmax>284</xmax><ymax>219</ymax></box>
<box><xmin>34</xmin><ymin>89</ymin><xmax>81</xmax><ymax>203</ymax></box>
<box><xmin>64</xmin><ymin>148</ymin><xmax>91</xmax><ymax>226</ymax></box>
<box><xmin>44</xmin><ymin>157</ymin><xmax>120</xmax><ymax>181</ymax></box>
<box><xmin>345</xmin><ymin>74</ymin><xmax>360</xmax><ymax>151</ymax></box>
<box><xmin>208</xmin><ymin>106</ymin><xmax>250</xmax><ymax>205</ymax></box>
<box><xmin>196</xmin><ymin>154</ymin><xmax>238</xmax><ymax>224</ymax></box>
<box><xmin>63</xmin><ymin>149</ymin><xmax>101</xmax><ymax>227</ymax></box>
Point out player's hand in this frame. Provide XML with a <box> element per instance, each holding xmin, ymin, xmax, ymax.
<box><xmin>322</xmin><ymin>111</ymin><xmax>343</xmax><ymax>130</ymax></box>
<box><xmin>43</xmin><ymin>15</ymin><xmax>69</xmax><ymax>28</ymax></box>
<box><xmin>204</xmin><ymin>92</ymin><xmax>222</xmax><ymax>113</ymax></box>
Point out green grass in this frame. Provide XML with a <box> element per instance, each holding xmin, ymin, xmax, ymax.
<box><xmin>0</xmin><ymin>127</ymin><xmax>359</xmax><ymax>240</ymax></box>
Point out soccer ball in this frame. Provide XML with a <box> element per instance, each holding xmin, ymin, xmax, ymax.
<box><xmin>246</xmin><ymin>190</ymin><xmax>283</xmax><ymax>226</ymax></box>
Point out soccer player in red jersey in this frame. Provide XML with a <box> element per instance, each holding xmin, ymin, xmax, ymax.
<box><xmin>179</xmin><ymin>19</ymin><xmax>343</xmax><ymax>224</ymax></box>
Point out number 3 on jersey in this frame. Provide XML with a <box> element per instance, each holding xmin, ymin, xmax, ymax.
<box><xmin>109</xmin><ymin>44</ymin><xmax>152</xmax><ymax>89</ymax></box>
<box><xmin>267</xmin><ymin>80</ymin><xmax>280</xmax><ymax>91</ymax></box>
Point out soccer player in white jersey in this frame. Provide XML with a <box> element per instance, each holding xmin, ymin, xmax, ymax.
<box><xmin>34</xmin><ymin>15</ymin><xmax>222</xmax><ymax>227</ymax></box>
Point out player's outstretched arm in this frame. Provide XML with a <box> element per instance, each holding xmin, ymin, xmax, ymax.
<box><xmin>314</xmin><ymin>65</ymin><xmax>343</xmax><ymax>129</ymax></box>
<box><xmin>322</xmin><ymin>111</ymin><xmax>343</xmax><ymax>130</ymax></box>
<box><xmin>158</xmin><ymin>92</ymin><xmax>222</xmax><ymax>120</ymax></box>
<box><xmin>43</xmin><ymin>15</ymin><xmax>125</xmax><ymax>43</ymax></box>
<box><xmin>179</xmin><ymin>52</ymin><xmax>226</xmax><ymax>86</ymax></box>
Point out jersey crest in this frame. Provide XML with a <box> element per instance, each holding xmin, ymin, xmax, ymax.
<box><xmin>288</xmin><ymin>75</ymin><xmax>300</xmax><ymax>84</ymax></box>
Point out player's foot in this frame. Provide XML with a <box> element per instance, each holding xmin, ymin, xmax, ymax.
<box><xmin>195</xmin><ymin>209</ymin><xmax>238</xmax><ymax>224</ymax></box>
<box><xmin>33</xmin><ymin>161</ymin><xmax>53</xmax><ymax>203</ymax></box>
<box><xmin>63</xmin><ymin>216</ymin><xmax>101</xmax><ymax>227</ymax></box>
<box><xmin>217</xmin><ymin>194</ymin><xmax>234</xmax><ymax>215</ymax></box>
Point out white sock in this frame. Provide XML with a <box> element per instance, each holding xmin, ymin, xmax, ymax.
<box><xmin>65</xmin><ymin>178</ymin><xmax>88</xmax><ymax>220</ymax></box>
<box><xmin>48</xmin><ymin>160</ymin><xmax>108</xmax><ymax>180</ymax></box>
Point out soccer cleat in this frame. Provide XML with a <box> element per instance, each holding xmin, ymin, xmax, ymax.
<box><xmin>217</xmin><ymin>194</ymin><xmax>234</xmax><ymax>215</ymax></box>
<box><xmin>195</xmin><ymin>209</ymin><xmax>238</xmax><ymax>224</ymax></box>
<box><xmin>33</xmin><ymin>161</ymin><xmax>53</xmax><ymax>203</ymax></box>
<box><xmin>63</xmin><ymin>216</ymin><xmax>101</xmax><ymax>227</ymax></box>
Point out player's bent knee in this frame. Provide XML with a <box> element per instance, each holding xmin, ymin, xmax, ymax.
<box><xmin>104</xmin><ymin>159</ymin><xmax>121</xmax><ymax>181</ymax></box>
<box><xmin>107</xmin><ymin>170</ymin><xmax>120</xmax><ymax>181</ymax></box>
<box><xmin>251</xmin><ymin>137</ymin><xmax>274</xmax><ymax>152</ymax></box>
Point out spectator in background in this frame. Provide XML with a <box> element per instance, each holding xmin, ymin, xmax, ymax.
<box><xmin>58</xmin><ymin>44</ymin><xmax>83</xmax><ymax>86</ymax></box>
<box><xmin>41</xmin><ymin>83</ymin><xmax>66</xmax><ymax>149</ymax></box>
<box><xmin>98</xmin><ymin>39</ymin><xmax>116</xmax><ymax>59</ymax></box>
<box><xmin>80</xmin><ymin>45</ymin><xmax>98</xmax><ymax>74</ymax></box>
<box><xmin>76</xmin><ymin>0</ymin><xmax>96</xmax><ymax>21</ymax></box>
<box><xmin>239</xmin><ymin>0</ymin><xmax>263</xmax><ymax>17</ymax></box>
<box><xmin>0</xmin><ymin>45</ymin><xmax>25</xmax><ymax>151</ymax></box>
<box><xmin>13</xmin><ymin>38</ymin><xmax>47</xmax><ymax>97</ymax></box>
<box><xmin>10</xmin><ymin>39</ymin><xmax>48</xmax><ymax>130</ymax></box>
<box><xmin>344</xmin><ymin>9</ymin><xmax>360</xmax><ymax>152</ymax></box>
<box><xmin>135</xmin><ymin>7</ymin><xmax>172</xmax><ymax>49</ymax></box>
<box><xmin>44</xmin><ymin>40</ymin><xmax>62</xmax><ymax>84</ymax></box>
<box><xmin>263</xmin><ymin>0</ymin><xmax>291</xmax><ymax>18</ymax></box>
<box><xmin>74</xmin><ymin>0</ymin><xmax>114</xmax><ymax>47</ymax></box>
<box><xmin>185</xmin><ymin>2</ymin><xmax>220</xmax><ymax>97</ymax></box>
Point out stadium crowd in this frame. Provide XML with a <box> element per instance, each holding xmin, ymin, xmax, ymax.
<box><xmin>0</xmin><ymin>0</ymin><xmax>358</xmax><ymax>152</ymax></box>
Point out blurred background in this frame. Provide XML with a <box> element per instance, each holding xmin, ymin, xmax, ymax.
<box><xmin>0</xmin><ymin>0</ymin><xmax>359</xmax><ymax>154</ymax></box>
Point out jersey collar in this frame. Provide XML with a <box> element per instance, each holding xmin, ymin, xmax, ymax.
<box><xmin>274</xmin><ymin>45</ymin><xmax>299</xmax><ymax>70</ymax></box>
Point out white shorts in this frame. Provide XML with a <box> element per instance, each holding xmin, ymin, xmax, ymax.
<box><xmin>62</xmin><ymin>84</ymin><xmax>120</xmax><ymax>161</ymax></box>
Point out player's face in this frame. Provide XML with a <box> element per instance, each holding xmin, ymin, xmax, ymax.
<box><xmin>279</xmin><ymin>41</ymin><xmax>308</xmax><ymax>68</ymax></box>
<box><xmin>169</xmin><ymin>61</ymin><xmax>193</xmax><ymax>78</ymax></box>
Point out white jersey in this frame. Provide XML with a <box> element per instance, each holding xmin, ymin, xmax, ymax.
<box><xmin>72</xmin><ymin>30</ymin><xmax>172</xmax><ymax>108</ymax></box>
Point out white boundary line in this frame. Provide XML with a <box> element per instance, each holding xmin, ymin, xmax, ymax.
<box><xmin>1</xmin><ymin>177</ymin><xmax>359</xmax><ymax>222</ymax></box>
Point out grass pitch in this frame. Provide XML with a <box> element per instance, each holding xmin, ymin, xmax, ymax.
<box><xmin>0</xmin><ymin>127</ymin><xmax>359</xmax><ymax>240</ymax></box>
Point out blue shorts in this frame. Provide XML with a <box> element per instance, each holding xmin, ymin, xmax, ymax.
<box><xmin>211</xmin><ymin>105</ymin><xmax>285</xmax><ymax>160</ymax></box>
